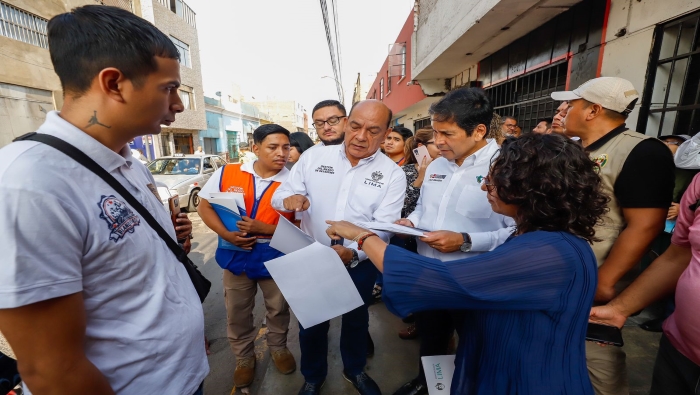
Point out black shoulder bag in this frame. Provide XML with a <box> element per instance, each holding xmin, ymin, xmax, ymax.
<box><xmin>14</xmin><ymin>133</ymin><xmax>211</xmax><ymax>302</ymax></box>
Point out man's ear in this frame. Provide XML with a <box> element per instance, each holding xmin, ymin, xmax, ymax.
<box><xmin>96</xmin><ymin>67</ymin><xmax>127</xmax><ymax>103</ymax></box>
<box><xmin>252</xmin><ymin>143</ymin><xmax>260</xmax><ymax>156</ymax></box>
<box><xmin>473</xmin><ymin>124</ymin><xmax>487</xmax><ymax>141</ymax></box>
<box><xmin>587</xmin><ymin>103</ymin><xmax>604</xmax><ymax>121</ymax></box>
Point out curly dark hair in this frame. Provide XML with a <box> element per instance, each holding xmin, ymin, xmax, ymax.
<box><xmin>490</xmin><ymin>133</ymin><xmax>609</xmax><ymax>242</ymax></box>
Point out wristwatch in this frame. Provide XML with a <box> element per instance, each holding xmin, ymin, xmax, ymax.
<box><xmin>347</xmin><ymin>249</ymin><xmax>360</xmax><ymax>268</ymax></box>
<box><xmin>460</xmin><ymin>233</ymin><xmax>472</xmax><ymax>253</ymax></box>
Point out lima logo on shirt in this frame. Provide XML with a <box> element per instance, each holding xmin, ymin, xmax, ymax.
<box><xmin>364</xmin><ymin>171</ymin><xmax>384</xmax><ymax>188</ymax></box>
<box><xmin>98</xmin><ymin>195</ymin><xmax>141</xmax><ymax>242</ymax></box>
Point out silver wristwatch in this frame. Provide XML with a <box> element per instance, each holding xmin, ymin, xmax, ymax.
<box><xmin>460</xmin><ymin>233</ymin><xmax>472</xmax><ymax>253</ymax></box>
<box><xmin>348</xmin><ymin>249</ymin><xmax>360</xmax><ymax>268</ymax></box>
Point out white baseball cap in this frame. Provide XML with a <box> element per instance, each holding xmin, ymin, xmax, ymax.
<box><xmin>551</xmin><ymin>77</ymin><xmax>639</xmax><ymax>114</ymax></box>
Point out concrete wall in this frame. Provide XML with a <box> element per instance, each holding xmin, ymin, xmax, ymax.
<box><xmin>600</xmin><ymin>0</ymin><xmax>700</xmax><ymax>133</ymax></box>
<box><xmin>147</xmin><ymin>0</ymin><xmax>206</xmax><ymax>131</ymax></box>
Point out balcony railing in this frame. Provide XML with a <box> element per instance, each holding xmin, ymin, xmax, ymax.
<box><xmin>156</xmin><ymin>0</ymin><xmax>196</xmax><ymax>28</ymax></box>
<box><xmin>95</xmin><ymin>0</ymin><xmax>133</xmax><ymax>12</ymax></box>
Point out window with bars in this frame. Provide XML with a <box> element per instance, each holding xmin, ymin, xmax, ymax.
<box><xmin>414</xmin><ymin>117</ymin><xmax>431</xmax><ymax>131</ymax></box>
<box><xmin>380</xmin><ymin>78</ymin><xmax>384</xmax><ymax>100</ymax></box>
<box><xmin>484</xmin><ymin>62</ymin><xmax>567</xmax><ymax>133</ymax></box>
<box><xmin>0</xmin><ymin>2</ymin><xmax>48</xmax><ymax>49</ymax></box>
<box><xmin>639</xmin><ymin>11</ymin><xmax>700</xmax><ymax>137</ymax></box>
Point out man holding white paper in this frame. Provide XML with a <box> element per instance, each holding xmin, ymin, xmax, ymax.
<box><xmin>197</xmin><ymin>124</ymin><xmax>297</xmax><ymax>389</ymax></box>
<box><xmin>392</xmin><ymin>88</ymin><xmax>515</xmax><ymax>395</ymax></box>
<box><xmin>272</xmin><ymin>100</ymin><xmax>406</xmax><ymax>395</ymax></box>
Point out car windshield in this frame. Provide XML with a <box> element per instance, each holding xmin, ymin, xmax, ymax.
<box><xmin>148</xmin><ymin>158</ymin><xmax>201</xmax><ymax>175</ymax></box>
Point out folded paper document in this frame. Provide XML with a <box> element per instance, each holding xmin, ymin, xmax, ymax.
<box><xmin>207</xmin><ymin>193</ymin><xmax>249</xmax><ymax>252</ymax></box>
<box><xmin>421</xmin><ymin>355</ymin><xmax>456</xmax><ymax>395</ymax></box>
<box><xmin>355</xmin><ymin>221</ymin><xmax>429</xmax><ymax>237</ymax></box>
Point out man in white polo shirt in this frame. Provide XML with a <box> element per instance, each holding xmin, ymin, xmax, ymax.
<box><xmin>0</xmin><ymin>6</ymin><xmax>207</xmax><ymax>395</ymax></box>
<box><xmin>272</xmin><ymin>100</ymin><xmax>406</xmax><ymax>395</ymax></box>
<box><xmin>392</xmin><ymin>87</ymin><xmax>515</xmax><ymax>395</ymax></box>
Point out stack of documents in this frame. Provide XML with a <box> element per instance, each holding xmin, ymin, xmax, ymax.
<box><xmin>206</xmin><ymin>192</ymin><xmax>249</xmax><ymax>252</ymax></box>
<box><xmin>265</xmin><ymin>216</ymin><xmax>364</xmax><ymax>328</ymax></box>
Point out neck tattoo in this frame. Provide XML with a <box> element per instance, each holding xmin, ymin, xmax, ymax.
<box><xmin>86</xmin><ymin>111</ymin><xmax>111</xmax><ymax>129</ymax></box>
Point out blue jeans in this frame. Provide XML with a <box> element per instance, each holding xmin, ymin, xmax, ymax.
<box><xmin>192</xmin><ymin>382</ymin><xmax>204</xmax><ymax>395</ymax></box>
<box><xmin>298</xmin><ymin>260</ymin><xmax>378</xmax><ymax>383</ymax></box>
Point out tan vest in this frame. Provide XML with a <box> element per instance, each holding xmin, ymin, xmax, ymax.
<box><xmin>589</xmin><ymin>130</ymin><xmax>652</xmax><ymax>267</ymax></box>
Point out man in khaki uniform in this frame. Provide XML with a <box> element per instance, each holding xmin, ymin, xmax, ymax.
<box><xmin>552</xmin><ymin>77</ymin><xmax>675</xmax><ymax>395</ymax></box>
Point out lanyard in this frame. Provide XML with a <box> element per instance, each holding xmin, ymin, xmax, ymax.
<box><xmin>250</xmin><ymin>174</ymin><xmax>274</xmax><ymax>219</ymax></box>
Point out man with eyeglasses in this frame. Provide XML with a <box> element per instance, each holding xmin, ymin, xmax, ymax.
<box><xmin>312</xmin><ymin>100</ymin><xmax>348</xmax><ymax>146</ymax></box>
<box><xmin>393</xmin><ymin>87</ymin><xmax>515</xmax><ymax>395</ymax></box>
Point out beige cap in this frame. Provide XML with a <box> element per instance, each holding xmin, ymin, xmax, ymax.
<box><xmin>551</xmin><ymin>77</ymin><xmax>639</xmax><ymax>114</ymax></box>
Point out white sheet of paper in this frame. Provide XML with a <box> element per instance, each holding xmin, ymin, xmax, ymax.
<box><xmin>206</xmin><ymin>197</ymin><xmax>240</xmax><ymax>214</ymax></box>
<box><xmin>208</xmin><ymin>192</ymin><xmax>245</xmax><ymax>211</ymax></box>
<box><xmin>356</xmin><ymin>221</ymin><xmax>429</xmax><ymax>237</ymax></box>
<box><xmin>264</xmin><ymin>242</ymin><xmax>364</xmax><ymax>328</ymax></box>
<box><xmin>421</xmin><ymin>355</ymin><xmax>456</xmax><ymax>395</ymax></box>
<box><xmin>270</xmin><ymin>214</ymin><xmax>315</xmax><ymax>254</ymax></box>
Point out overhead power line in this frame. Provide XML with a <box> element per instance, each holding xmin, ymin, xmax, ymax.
<box><xmin>319</xmin><ymin>0</ymin><xmax>343</xmax><ymax>104</ymax></box>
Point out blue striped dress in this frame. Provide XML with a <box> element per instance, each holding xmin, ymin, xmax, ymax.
<box><xmin>383</xmin><ymin>231</ymin><xmax>596</xmax><ymax>395</ymax></box>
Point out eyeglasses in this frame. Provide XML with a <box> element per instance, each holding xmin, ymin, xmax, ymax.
<box><xmin>480</xmin><ymin>175</ymin><xmax>495</xmax><ymax>193</ymax></box>
<box><xmin>313</xmin><ymin>116</ymin><xmax>347</xmax><ymax>129</ymax></box>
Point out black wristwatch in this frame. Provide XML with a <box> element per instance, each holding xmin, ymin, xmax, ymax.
<box><xmin>347</xmin><ymin>249</ymin><xmax>360</xmax><ymax>268</ymax></box>
<box><xmin>460</xmin><ymin>233</ymin><xmax>472</xmax><ymax>253</ymax></box>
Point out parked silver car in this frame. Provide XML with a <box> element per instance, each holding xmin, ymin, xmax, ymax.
<box><xmin>148</xmin><ymin>154</ymin><xmax>228</xmax><ymax>211</ymax></box>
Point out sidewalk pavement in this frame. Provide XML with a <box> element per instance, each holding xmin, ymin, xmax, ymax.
<box><xmin>188</xmin><ymin>212</ymin><xmax>662</xmax><ymax>395</ymax></box>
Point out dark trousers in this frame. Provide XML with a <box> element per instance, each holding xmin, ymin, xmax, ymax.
<box><xmin>650</xmin><ymin>335</ymin><xmax>700</xmax><ymax>395</ymax></box>
<box><xmin>299</xmin><ymin>260</ymin><xmax>378</xmax><ymax>383</ymax></box>
<box><xmin>415</xmin><ymin>310</ymin><xmax>464</xmax><ymax>382</ymax></box>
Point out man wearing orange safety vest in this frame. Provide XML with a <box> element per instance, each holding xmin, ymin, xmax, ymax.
<box><xmin>198</xmin><ymin>124</ymin><xmax>296</xmax><ymax>389</ymax></box>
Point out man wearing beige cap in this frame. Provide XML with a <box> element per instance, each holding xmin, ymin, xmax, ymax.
<box><xmin>552</xmin><ymin>77</ymin><xmax>675</xmax><ymax>394</ymax></box>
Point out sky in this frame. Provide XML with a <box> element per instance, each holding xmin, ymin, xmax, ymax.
<box><xmin>185</xmin><ymin>0</ymin><xmax>414</xmax><ymax>113</ymax></box>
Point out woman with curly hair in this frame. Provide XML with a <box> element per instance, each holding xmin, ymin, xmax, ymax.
<box><xmin>325</xmin><ymin>133</ymin><xmax>608</xmax><ymax>395</ymax></box>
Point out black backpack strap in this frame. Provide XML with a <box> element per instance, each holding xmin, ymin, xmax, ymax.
<box><xmin>14</xmin><ymin>132</ymin><xmax>188</xmax><ymax>262</ymax></box>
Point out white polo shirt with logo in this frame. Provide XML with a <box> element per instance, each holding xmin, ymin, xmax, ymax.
<box><xmin>0</xmin><ymin>112</ymin><xmax>208</xmax><ymax>395</ymax></box>
<box><xmin>271</xmin><ymin>143</ymin><xmax>406</xmax><ymax>261</ymax></box>
<box><xmin>407</xmin><ymin>139</ymin><xmax>516</xmax><ymax>262</ymax></box>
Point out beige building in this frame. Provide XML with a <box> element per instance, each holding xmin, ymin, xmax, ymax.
<box><xmin>248</xmin><ymin>99</ymin><xmax>308</xmax><ymax>133</ymax></box>
<box><xmin>139</xmin><ymin>0</ymin><xmax>205</xmax><ymax>156</ymax></box>
<box><xmin>0</xmin><ymin>0</ymin><xmax>206</xmax><ymax>156</ymax></box>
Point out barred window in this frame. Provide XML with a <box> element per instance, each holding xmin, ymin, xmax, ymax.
<box><xmin>639</xmin><ymin>11</ymin><xmax>700</xmax><ymax>137</ymax></box>
<box><xmin>0</xmin><ymin>2</ymin><xmax>48</xmax><ymax>49</ymax></box>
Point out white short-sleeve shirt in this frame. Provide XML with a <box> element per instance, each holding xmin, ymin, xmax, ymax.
<box><xmin>271</xmin><ymin>143</ymin><xmax>407</xmax><ymax>261</ymax></box>
<box><xmin>0</xmin><ymin>112</ymin><xmax>208</xmax><ymax>395</ymax></box>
